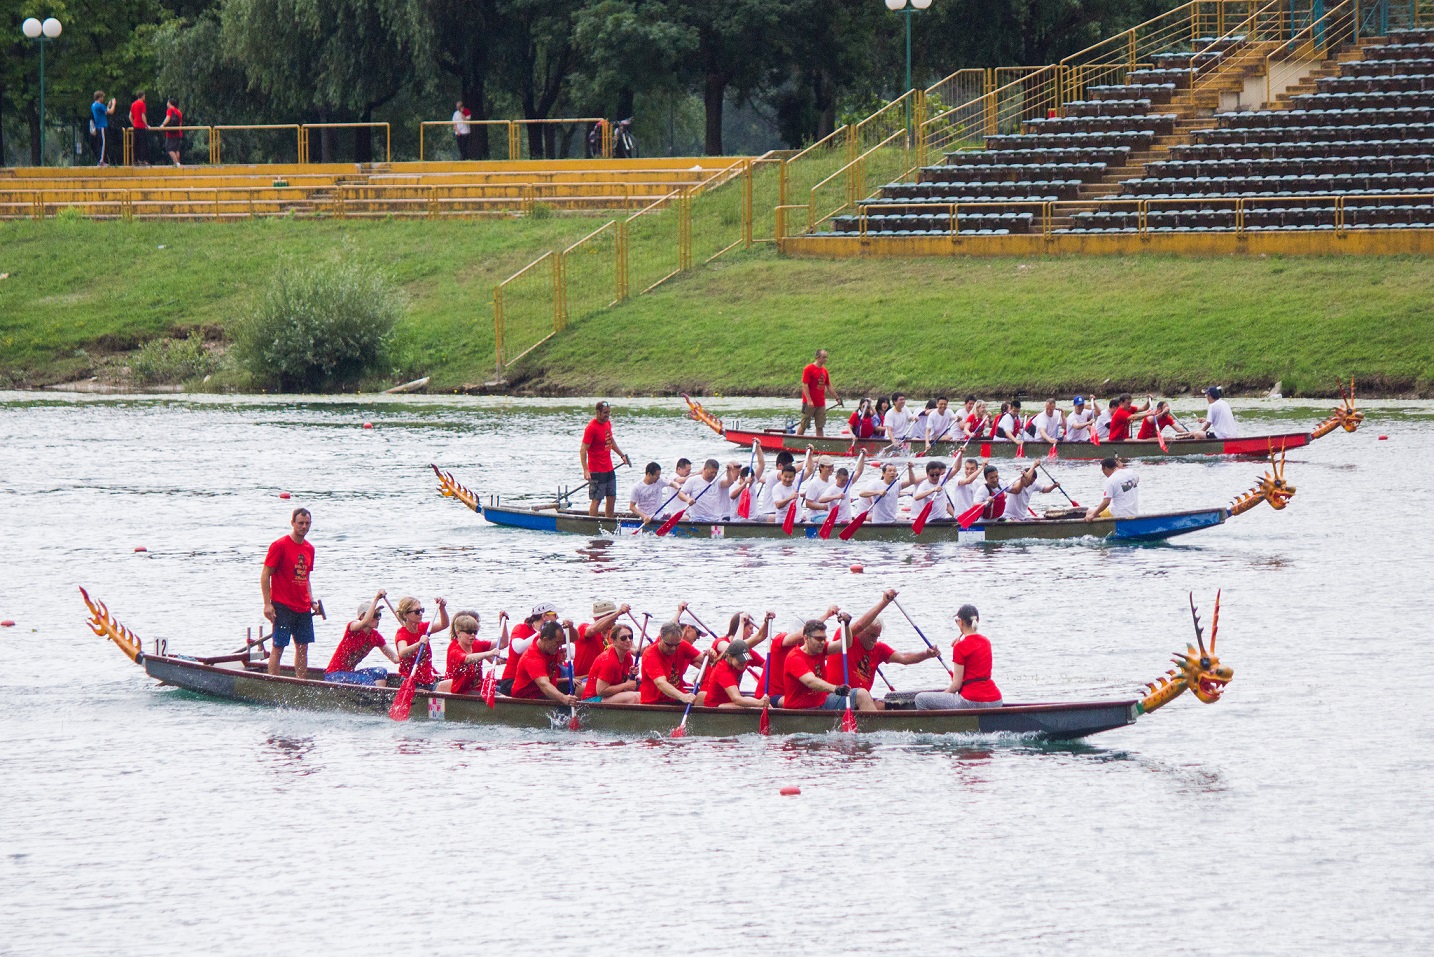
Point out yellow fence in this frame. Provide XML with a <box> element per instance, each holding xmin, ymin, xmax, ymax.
<box><xmin>419</xmin><ymin>118</ymin><xmax>613</xmax><ymax>161</ymax></box>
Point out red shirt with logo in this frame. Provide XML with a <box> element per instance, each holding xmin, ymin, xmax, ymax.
<box><xmin>703</xmin><ymin>658</ymin><xmax>745</xmax><ymax>706</ymax></box>
<box><xmin>1137</xmin><ymin>412</ymin><xmax>1176</xmax><ymax>440</ymax></box>
<box><xmin>639</xmin><ymin>640</ymin><xmax>700</xmax><ymax>704</ymax></box>
<box><xmin>582</xmin><ymin>418</ymin><xmax>615</xmax><ymax>473</ymax></box>
<box><xmin>445</xmin><ymin>638</ymin><xmax>494</xmax><ymax>695</ymax></box>
<box><xmin>502</xmin><ymin>621</ymin><xmax>538</xmax><ymax>681</ymax></box>
<box><xmin>572</xmin><ymin>622</ymin><xmax>607</xmax><ymax>677</ymax></box>
<box><xmin>512</xmin><ymin>643</ymin><xmax>564</xmax><ymax>699</ymax></box>
<box><xmin>802</xmin><ymin>364</ymin><xmax>831</xmax><ymax>406</ymax></box>
<box><xmin>395</xmin><ymin>624</ymin><xmax>437</xmax><ymax>684</ymax></box>
<box><xmin>782</xmin><ymin>645</ymin><xmax>829</xmax><ymax>709</ymax></box>
<box><xmin>823</xmin><ymin>639</ymin><xmax>894</xmax><ymax>691</ymax></box>
<box><xmin>1109</xmin><ymin>406</ymin><xmax>1135</xmax><ymax>441</ymax></box>
<box><xmin>757</xmin><ymin>633</ymin><xmax>793</xmax><ymax>697</ymax></box>
<box><xmin>951</xmin><ymin>633</ymin><xmax>1001</xmax><ymax>702</ymax></box>
<box><xmin>586</xmin><ymin>646</ymin><xmax>634</xmax><ymax>696</ymax></box>
<box><xmin>263</xmin><ymin>535</ymin><xmax>314</xmax><ymax>613</ymax></box>
<box><xmin>326</xmin><ymin>625</ymin><xmax>385</xmax><ymax>673</ymax></box>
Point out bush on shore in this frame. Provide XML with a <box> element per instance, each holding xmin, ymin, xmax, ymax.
<box><xmin>129</xmin><ymin>332</ymin><xmax>218</xmax><ymax>385</ymax></box>
<box><xmin>232</xmin><ymin>259</ymin><xmax>402</xmax><ymax>391</ymax></box>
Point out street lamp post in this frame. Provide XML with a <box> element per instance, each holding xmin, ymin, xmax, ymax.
<box><xmin>21</xmin><ymin>16</ymin><xmax>63</xmax><ymax>166</ymax></box>
<box><xmin>884</xmin><ymin>0</ymin><xmax>931</xmax><ymax>137</ymax></box>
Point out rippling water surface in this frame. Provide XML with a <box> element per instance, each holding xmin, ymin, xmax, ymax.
<box><xmin>2</xmin><ymin>393</ymin><xmax>1431</xmax><ymax>956</ymax></box>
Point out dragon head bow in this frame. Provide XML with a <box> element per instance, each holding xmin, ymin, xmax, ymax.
<box><xmin>1229</xmin><ymin>447</ymin><xmax>1295</xmax><ymax>516</ymax></box>
<box><xmin>1311</xmin><ymin>378</ymin><xmax>1363</xmax><ymax>438</ymax></box>
<box><xmin>1138</xmin><ymin>591</ymin><xmax>1233</xmax><ymax>715</ymax></box>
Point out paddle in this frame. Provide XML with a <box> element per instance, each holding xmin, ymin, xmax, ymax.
<box><xmin>627</xmin><ymin>611</ymin><xmax>652</xmax><ymax>699</ymax></box>
<box><xmin>388</xmin><ymin>634</ymin><xmax>431</xmax><ymax>721</ymax></box>
<box><xmin>656</xmin><ymin>477</ymin><xmax>716</xmax><ymax>536</ymax></box>
<box><xmin>955</xmin><ymin>479</ymin><xmax>1017</xmax><ymax>529</ymax></box>
<box><xmin>818</xmin><ymin>462</ymin><xmax>861</xmax><ymax>540</ymax></box>
<box><xmin>890</xmin><ymin>598</ymin><xmax>954</xmax><ymax>677</ymax></box>
<box><xmin>1150</xmin><ymin>407</ymin><xmax>1170</xmax><ymax>452</ymax></box>
<box><xmin>839</xmin><ymin>616</ymin><xmax>858</xmax><ymax>732</ymax></box>
<box><xmin>780</xmin><ymin>469</ymin><xmax>809</xmax><ymax>535</ymax></box>
<box><xmin>481</xmin><ymin>611</ymin><xmax>508</xmax><ymax>708</ymax></box>
<box><xmin>736</xmin><ymin>439</ymin><xmax>758</xmax><ymax>518</ymax></box>
<box><xmin>671</xmin><ymin>654</ymin><xmax>711</xmax><ymax>738</ymax></box>
<box><xmin>631</xmin><ymin>485</ymin><xmax>687</xmax><ymax>536</ymax></box>
<box><xmin>839</xmin><ymin>473</ymin><xmax>904</xmax><ymax>541</ymax></box>
<box><xmin>564</xmin><ymin>622</ymin><xmax>582</xmax><ymax>730</ymax></box>
<box><xmin>1037</xmin><ymin>462</ymin><xmax>1080</xmax><ymax>508</ymax></box>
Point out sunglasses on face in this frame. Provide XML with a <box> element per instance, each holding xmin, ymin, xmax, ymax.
<box><xmin>409</xmin><ymin>609</ymin><xmax>425</xmax><ymax>617</ymax></box>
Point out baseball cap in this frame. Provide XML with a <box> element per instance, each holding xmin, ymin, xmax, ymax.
<box><xmin>1205</xmin><ymin>386</ymin><xmax>1223</xmax><ymax>399</ymax></box>
<box><xmin>817</xmin><ymin>455</ymin><xmax>835</xmax><ymax>467</ymax></box>
<box><xmin>531</xmin><ymin>601</ymin><xmax>558</xmax><ymax>618</ymax></box>
<box><xmin>724</xmin><ymin>638</ymin><xmax>750</xmax><ymax>660</ymax></box>
<box><xmin>1072</xmin><ymin>395</ymin><xmax>1085</xmax><ymax>406</ymax></box>
<box><xmin>592</xmin><ymin>599</ymin><xmax>617</xmax><ymax>617</ymax></box>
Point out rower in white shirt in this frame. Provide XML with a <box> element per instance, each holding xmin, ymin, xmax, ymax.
<box><xmin>750</xmin><ymin>447</ymin><xmax>802</xmax><ymax>522</ymax></box>
<box><xmin>1065</xmin><ymin>395</ymin><xmax>1095</xmax><ymax>442</ymax></box>
<box><xmin>716</xmin><ymin>461</ymin><xmax>743</xmax><ymax>521</ymax></box>
<box><xmin>1000</xmin><ymin>462</ymin><xmax>1061</xmax><ymax>521</ymax></box>
<box><xmin>857</xmin><ymin>462</ymin><xmax>916</xmax><ymax>523</ymax></box>
<box><xmin>801</xmin><ymin>455</ymin><xmax>837</xmax><ymax>522</ymax></box>
<box><xmin>677</xmin><ymin>458</ymin><xmax>726</xmax><ymax>523</ymax></box>
<box><xmin>1193</xmin><ymin>385</ymin><xmax>1238</xmax><ymax>439</ymax></box>
<box><xmin>882</xmin><ymin>393</ymin><xmax>915</xmax><ymax>445</ymax></box>
<box><xmin>768</xmin><ymin>462</ymin><xmax>808</xmax><ymax>523</ymax></box>
<box><xmin>667</xmin><ymin>458</ymin><xmax>692</xmax><ymax>494</ymax></box>
<box><xmin>994</xmin><ymin>399</ymin><xmax>1024</xmax><ymax>440</ymax></box>
<box><xmin>628</xmin><ymin>462</ymin><xmax>668</xmax><ymax>522</ymax></box>
<box><xmin>911</xmin><ymin>460</ymin><xmax>955</xmax><ymax>523</ymax></box>
<box><xmin>812</xmin><ymin>456</ymin><xmax>865</xmax><ymax>523</ymax></box>
<box><xmin>1095</xmin><ymin>398</ymin><xmax>1116</xmax><ymax>441</ymax></box>
<box><xmin>920</xmin><ymin>397</ymin><xmax>958</xmax><ymax>453</ymax></box>
<box><xmin>947</xmin><ymin>457</ymin><xmax>984</xmax><ymax>515</ymax></box>
<box><xmin>1085</xmin><ymin>457</ymin><xmax>1140</xmax><ymax>520</ymax></box>
<box><xmin>1030</xmin><ymin>398</ymin><xmax>1065</xmax><ymax>445</ymax></box>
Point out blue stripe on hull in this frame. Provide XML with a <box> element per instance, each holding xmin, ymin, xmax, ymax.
<box><xmin>483</xmin><ymin>507</ymin><xmax>559</xmax><ymax>532</ymax></box>
<box><xmin>1110</xmin><ymin>509</ymin><xmax>1226</xmax><ymax>541</ymax></box>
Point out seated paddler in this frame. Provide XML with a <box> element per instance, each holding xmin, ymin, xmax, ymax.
<box><xmin>324</xmin><ymin>590</ymin><xmax>399</xmax><ymax>685</ymax></box>
<box><xmin>698</xmin><ymin>639</ymin><xmax>770</xmax><ymax>709</ymax></box>
<box><xmin>639</xmin><ymin>621</ymin><xmax>702</xmax><ymax>706</ymax></box>
<box><xmin>823</xmin><ymin>589</ymin><xmax>939</xmax><ymax>707</ymax></box>
<box><xmin>782</xmin><ymin>616</ymin><xmax>877</xmax><ymax>713</ymax></box>
<box><xmin>436</xmin><ymin>611</ymin><xmax>504</xmax><ymax>695</ymax></box>
<box><xmin>510</xmin><ymin>620</ymin><xmax>578</xmax><ymax>707</ymax></box>
<box><xmin>913</xmin><ymin>604</ymin><xmax>1003</xmax><ymax>710</ymax></box>
<box><xmin>584</xmin><ymin>620</ymin><xmax>640</xmax><ymax>704</ymax></box>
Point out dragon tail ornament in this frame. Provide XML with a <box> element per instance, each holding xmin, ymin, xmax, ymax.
<box><xmin>80</xmin><ymin>586</ymin><xmax>144</xmax><ymax>663</ymax></box>
<box><xmin>682</xmin><ymin>394</ymin><xmax>725</xmax><ymax>436</ymax></box>
<box><xmin>1138</xmin><ymin>591</ymin><xmax>1232</xmax><ymax>715</ymax></box>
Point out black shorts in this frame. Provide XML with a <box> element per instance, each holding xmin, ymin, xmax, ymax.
<box><xmin>589</xmin><ymin>470</ymin><xmax>617</xmax><ymax>501</ymax></box>
<box><xmin>271</xmin><ymin>604</ymin><xmax>314</xmax><ymax>648</ymax></box>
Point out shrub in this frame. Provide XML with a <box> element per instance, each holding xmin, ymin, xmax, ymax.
<box><xmin>232</xmin><ymin>259</ymin><xmax>402</xmax><ymax>391</ymax></box>
<box><xmin>130</xmin><ymin>333</ymin><xmax>217</xmax><ymax>384</ymax></box>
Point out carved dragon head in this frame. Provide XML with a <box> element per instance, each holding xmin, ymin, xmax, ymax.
<box><xmin>80</xmin><ymin>586</ymin><xmax>144</xmax><ymax>663</ymax></box>
<box><xmin>1311</xmin><ymin>378</ymin><xmax>1364</xmax><ymax>438</ymax></box>
<box><xmin>682</xmin><ymin>394</ymin><xmax>725</xmax><ymax>436</ymax></box>
<box><xmin>1229</xmin><ymin>447</ymin><xmax>1296</xmax><ymax>516</ymax></box>
<box><xmin>1138</xmin><ymin>591</ymin><xmax>1233</xmax><ymax>715</ymax></box>
<box><xmin>432</xmin><ymin>464</ymin><xmax>480</xmax><ymax>513</ymax></box>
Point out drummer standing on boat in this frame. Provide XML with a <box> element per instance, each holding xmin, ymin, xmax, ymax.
<box><xmin>262</xmin><ymin>507</ymin><xmax>320</xmax><ymax>680</ymax></box>
<box><xmin>580</xmin><ymin>401</ymin><xmax>631</xmax><ymax>519</ymax></box>
<box><xmin>798</xmin><ymin>349</ymin><xmax>839</xmax><ymax>437</ymax></box>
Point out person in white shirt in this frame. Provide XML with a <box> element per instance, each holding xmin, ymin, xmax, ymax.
<box><xmin>452</xmin><ymin>101</ymin><xmax>471</xmax><ymax>159</ymax></box>
<box><xmin>1086</xmin><ymin>457</ymin><xmax>1140</xmax><ymax>520</ymax></box>
<box><xmin>882</xmin><ymin>393</ymin><xmax>914</xmax><ymax>444</ymax></box>
<box><xmin>717</xmin><ymin>461</ymin><xmax>743</xmax><ymax>520</ymax></box>
<box><xmin>678</xmin><ymin>458</ymin><xmax>725</xmax><ymax>523</ymax></box>
<box><xmin>972</xmin><ymin>464</ymin><xmax>1008</xmax><ymax>521</ymax></box>
<box><xmin>1193</xmin><ymin>386</ymin><xmax>1238</xmax><ymax>439</ymax></box>
<box><xmin>811</xmin><ymin>455</ymin><xmax>865</xmax><ymax>523</ymax></box>
<box><xmin>667</xmin><ymin>458</ymin><xmax>692</xmax><ymax>494</ymax></box>
<box><xmin>857</xmin><ymin>462</ymin><xmax>916</xmax><ymax>524</ymax></box>
<box><xmin>1065</xmin><ymin>395</ymin><xmax>1095</xmax><ymax>442</ymax></box>
<box><xmin>994</xmin><ymin>399</ymin><xmax>1024</xmax><ymax>440</ymax></box>
<box><xmin>1095</xmin><ymin>398</ymin><xmax>1116</xmax><ymax>441</ymax></box>
<box><xmin>802</xmin><ymin>456</ymin><xmax>838</xmax><ymax>522</ymax></box>
<box><xmin>628</xmin><ymin>462</ymin><xmax>669</xmax><ymax>522</ymax></box>
<box><xmin>911</xmin><ymin>460</ymin><xmax>955</xmax><ymax>522</ymax></box>
<box><xmin>1001</xmin><ymin>462</ymin><xmax>1061</xmax><ymax>521</ymax></box>
<box><xmin>1031</xmin><ymin>398</ymin><xmax>1065</xmax><ymax>445</ymax></box>
<box><xmin>751</xmin><ymin>447</ymin><xmax>811</xmax><ymax>521</ymax></box>
<box><xmin>768</xmin><ymin>463</ymin><xmax>807</xmax><ymax>524</ymax></box>
<box><xmin>948</xmin><ymin>457</ymin><xmax>984</xmax><ymax>515</ymax></box>
<box><xmin>921</xmin><ymin>397</ymin><xmax>958</xmax><ymax>453</ymax></box>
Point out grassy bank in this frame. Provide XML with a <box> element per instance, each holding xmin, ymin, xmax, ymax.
<box><xmin>0</xmin><ymin>217</ymin><xmax>600</xmax><ymax>389</ymax></box>
<box><xmin>4</xmin><ymin>217</ymin><xmax>1433</xmax><ymax>395</ymax></box>
<box><xmin>518</xmin><ymin>250</ymin><xmax>1434</xmax><ymax>397</ymax></box>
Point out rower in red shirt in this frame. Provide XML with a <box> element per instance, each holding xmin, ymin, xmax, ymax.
<box><xmin>394</xmin><ymin>595</ymin><xmax>450</xmax><ymax>690</ymax></box>
<box><xmin>700</xmin><ymin>640</ymin><xmax>771</xmax><ymax>709</ymax></box>
<box><xmin>1136</xmin><ymin>400</ymin><xmax>1188</xmax><ymax>441</ymax></box>
<box><xmin>1107</xmin><ymin>393</ymin><xmax>1155</xmax><ymax>441</ymax></box>
<box><xmin>913</xmin><ymin>604</ymin><xmax>1004</xmax><ymax>710</ymax></box>
<box><xmin>639</xmin><ymin>621</ymin><xmax>702</xmax><ymax>705</ymax></box>
<box><xmin>324</xmin><ymin>590</ymin><xmax>399</xmax><ymax>686</ymax></box>
<box><xmin>261</xmin><ymin>507</ymin><xmax>320</xmax><ymax>680</ymax></box>
<box><xmin>782</xmin><ymin>616</ymin><xmax>876</xmax><ymax>712</ymax></box>
<box><xmin>499</xmin><ymin>602</ymin><xmax>558</xmax><ymax>695</ymax></box>
<box><xmin>798</xmin><ymin>348</ymin><xmax>840</xmax><ymax>437</ymax></box>
<box><xmin>756</xmin><ymin>604</ymin><xmax>839</xmax><ymax>706</ymax></box>
<box><xmin>573</xmin><ymin>599</ymin><xmax>629</xmax><ymax>693</ymax></box>
<box><xmin>698</xmin><ymin>610</ymin><xmax>774</xmax><ymax>702</ymax></box>
<box><xmin>511</xmin><ymin>621</ymin><xmax>577</xmax><ymax>705</ymax></box>
<box><xmin>437</xmin><ymin>610</ymin><xmax>505</xmax><ymax>695</ymax></box>
<box><xmin>822</xmin><ymin>589</ymin><xmax>938</xmax><ymax>705</ymax></box>
<box><xmin>583</xmin><ymin>620</ymin><xmax>640</xmax><ymax>704</ymax></box>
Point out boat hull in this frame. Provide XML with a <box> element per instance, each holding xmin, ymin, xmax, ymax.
<box><xmin>478</xmin><ymin>503</ymin><xmax>1228</xmax><ymax>543</ymax></box>
<box><xmin>140</xmin><ymin>656</ymin><xmax>1137</xmax><ymax>740</ymax></box>
<box><xmin>721</xmin><ymin>428</ymin><xmax>1312</xmax><ymax>460</ymax></box>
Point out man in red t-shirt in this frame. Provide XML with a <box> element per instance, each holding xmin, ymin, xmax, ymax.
<box><xmin>782</xmin><ymin>617</ymin><xmax>876</xmax><ymax>712</ymax></box>
<box><xmin>324</xmin><ymin>590</ymin><xmax>398</xmax><ymax>685</ymax></box>
<box><xmin>798</xmin><ymin>349</ymin><xmax>840</xmax><ymax>437</ymax></box>
<box><xmin>1108</xmin><ymin>393</ymin><xmax>1155</xmax><ymax>442</ymax></box>
<box><xmin>511</xmin><ymin>621</ymin><xmax>578</xmax><ymax>705</ymax></box>
<box><xmin>822</xmin><ymin>589</ymin><xmax>938</xmax><ymax>704</ymax></box>
<box><xmin>580</xmin><ymin>401</ymin><xmax>631</xmax><ymax>519</ymax></box>
<box><xmin>262</xmin><ymin>507</ymin><xmax>320</xmax><ymax>679</ymax></box>
<box><xmin>1136</xmin><ymin>400</ymin><xmax>1187</xmax><ymax>441</ymax></box>
<box><xmin>129</xmin><ymin>91</ymin><xmax>149</xmax><ymax>165</ymax></box>
<box><xmin>573</xmin><ymin>599</ymin><xmax>629</xmax><ymax>690</ymax></box>
<box><xmin>159</xmin><ymin>97</ymin><xmax>184</xmax><ymax>167</ymax></box>
<box><xmin>639</xmin><ymin>622</ymin><xmax>703</xmax><ymax>705</ymax></box>
<box><xmin>913</xmin><ymin>604</ymin><xmax>1004</xmax><ymax>710</ymax></box>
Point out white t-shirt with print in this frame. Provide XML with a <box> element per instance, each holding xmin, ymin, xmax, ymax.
<box><xmin>1103</xmin><ymin>468</ymin><xmax>1140</xmax><ymax>517</ymax></box>
<box><xmin>883</xmin><ymin>407</ymin><xmax>914</xmax><ymax>442</ymax></box>
<box><xmin>630</xmin><ymin>480</ymin><xmax>667</xmax><ymax>519</ymax></box>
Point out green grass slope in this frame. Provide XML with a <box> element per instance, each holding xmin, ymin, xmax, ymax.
<box><xmin>517</xmin><ymin>250</ymin><xmax>1434</xmax><ymax>397</ymax></box>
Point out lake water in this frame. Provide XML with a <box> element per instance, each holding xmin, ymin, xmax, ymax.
<box><xmin>1</xmin><ymin>393</ymin><xmax>1430</xmax><ymax>956</ymax></box>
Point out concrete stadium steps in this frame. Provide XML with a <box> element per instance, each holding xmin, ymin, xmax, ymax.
<box><xmin>0</xmin><ymin>157</ymin><xmax>744</xmax><ymax>220</ymax></box>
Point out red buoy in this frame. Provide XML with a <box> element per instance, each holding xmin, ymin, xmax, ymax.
<box><xmin>1378</xmin><ymin>435</ymin><xmax>1388</xmax><ymax>440</ymax></box>
<box><xmin>134</xmin><ymin>546</ymin><xmax>147</xmax><ymax>553</ymax></box>
<box><xmin>279</xmin><ymin>492</ymin><xmax>291</xmax><ymax>499</ymax></box>
<box><xmin>0</xmin><ymin>620</ymin><xmax>15</xmax><ymax>627</ymax></box>
<box><xmin>363</xmin><ymin>422</ymin><xmax>374</xmax><ymax>429</ymax></box>
<box><xmin>779</xmin><ymin>786</ymin><xmax>801</xmax><ymax>796</ymax></box>
<box><xmin>850</xmin><ymin>564</ymin><xmax>863</xmax><ymax>574</ymax></box>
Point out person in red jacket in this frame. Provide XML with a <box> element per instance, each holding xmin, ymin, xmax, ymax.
<box><xmin>782</xmin><ymin>616</ymin><xmax>876</xmax><ymax>712</ymax></box>
<box><xmin>822</xmin><ymin>589</ymin><xmax>938</xmax><ymax>703</ymax></box>
<box><xmin>394</xmin><ymin>595</ymin><xmax>450</xmax><ymax>691</ymax></box>
<box><xmin>1108</xmin><ymin>393</ymin><xmax>1156</xmax><ymax>442</ymax></box>
<box><xmin>262</xmin><ymin>507</ymin><xmax>320</xmax><ymax>679</ymax></box>
<box><xmin>756</xmin><ymin>604</ymin><xmax>840</xmax><ymax>706</ymax></box>
<box><xmin>1136</xmin><ymin>400</ymin><xmax>1188</xmax><ymax>441</ymax></box>
<box><xmin>580</xmin><ymin>401</ymin><xmax>631</xmax><ymax>519</ymax></box>
<box><xmin>511</xmin><ymin>621</ymin><xmax>577</xmax><ymax>705</ymax></box>
<box><xmin>913</xmin><ymin>604</ymin><xmax>1003</xmax><ymax>710</ymax></box>
<box><xmin>129</xmin><ymin>91</ymin><xmax>150</xmax><ymax>165</ymax></box>
<box><xmin>639</xmin><ymin>621</ymin><xmax>702</xmax><ymax>705</ymax></box>
<box><xmin>583</xmin><ymin>621</ymin><xmax>640</xmax><ymax>703</ymax></box>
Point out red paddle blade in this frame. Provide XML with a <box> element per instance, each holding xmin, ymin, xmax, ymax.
<box><xmin>388</xmin><ymin>675</ymin><xmax>419</xmax><ymax>721</ymax></box>
<box><xmin>840</xmin><ymin>708</ymin><xmax>858</xmax><ymax>733</ymax></box>
<box><xmin>568</xmin><ymin>709</ymin><xmax>582</xmax><ymax>731</ymax></box>
<box><xmin>980</xmin><ymin>442</ymin><xmax>991</xmax><ymax>457</ymax></box>
<box><xmin>1048</xmin><ymin>443</ymin><xmax>1058</xmax><ymax>460</ymax></box>
<box><xmin>818</xmin><ymin>507</ymin><xmax>841</xmax><ymax>539</ymax></box>
<box><xmin>655</xmin><ymin>509</ymin><xmax>685</xmax><ymax>536</ymax></box>
<box><xmin>670</xmin><ymin>722</ymin><xmax>687</xmax><ymax>738</ymax></box>
<box><xmin>1090</xmin><ymin>429</ymin><xmax>1101</xmax><ymax>446</ymax></box>
<box><xmin>838</xmin><ymin>509</ymin><xmax>870</xmax><ymax>540</ymax></box>
<box><xmin>911</xmin><ymin>499</ymin><xmax>934</xmax><ymax>536</ymax></box>
<box><xmin>1015</xmin><ymin>441</ymin><xmax>1025</xmax><ymax>459</ymax></box>
<box><xmin>736</xmin><ymin>487</ymin><xmax>752</xmax><ymax>518</ymax></box>
<box><xmin>1156</xmin><ymin>429</ymin><xmax>1169</xmax><ymax>453</ymax></box>
<box><xmin>759</xmin><ymin>705</ymin><xmax>770</xmax><ymax>735</ymax></box>
<box><xmin>956</xmin><ymin>500</ymin><xmax>986</xmax><ymax>529</ymax></box>
<box><xmin>782</xmin><ymin>501</ymin><xmax>798</xmax><ymax>535</ymax></box>
<box><xmin>481</xmin><ymin>671</ymin><xmax>496</xmax><ymax>708</ymax></box>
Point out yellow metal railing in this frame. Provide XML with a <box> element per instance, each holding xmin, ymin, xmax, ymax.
<box><xmin>1264</xmin><ymin>0</ymin><xmax>1358</xmax><ymax>106</ymax></box>
<box><xmin>298</xmin><ymin>123</ymin><xmax>392</xmax><ymax>164</ymax></box>
<box><xmin>808</xmin><ymin>129</ymin><xmax>911</xmax><ymax>233</ymax></box>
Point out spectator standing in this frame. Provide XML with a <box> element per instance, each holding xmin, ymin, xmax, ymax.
<box><xmin>587</xmin><ymin>119</ymin><xmax>607</xmax><ymax>158</ymax></box>
<box><xmin>613</xmin><ymin>118</ymin><xmax>637</xmax><ymax>158</ymax></box>
<box><xmin>580</xmin><ymin>400</ymin><xmax>632</xmax><ymax>519</ymax></box>
<box><xmin>452</xmin><ymin>100</ymin><xmax>471</xmax><ymax>159</ymax></box>
<box><xmin>129</xmin><ymin>91</ymin><xmax>149</xmax><ymax>165</ymax></box>
<box><xmin>90</xmin><ymin>92</ymin><xmax>116</xmax><ymax>167</ymax></box>
<box><xmin>798</xmin><ymin>349</ymin><xmax>839</xmax><ymax>437</ymax></box>
<box><xmin>159</xmin><ymin>98</ymin><xmax>184</xmax><ymax>167</ymax></box>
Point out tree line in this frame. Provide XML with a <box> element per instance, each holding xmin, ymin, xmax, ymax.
<box><xmin>2</xmin><ymin>0</ymin><xmax>1165</xmax><ymax>165</ymax></box>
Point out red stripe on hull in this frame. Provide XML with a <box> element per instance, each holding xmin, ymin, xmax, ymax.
<box><xmin>1220</xmin><ymin>434</ymin><xmax>1310</xmax><ymax>456</ymax></box>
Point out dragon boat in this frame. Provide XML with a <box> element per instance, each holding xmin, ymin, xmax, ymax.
<box><xmin>682</xmin><ymin>381</ymin><xmax>1362</xmax><ymax>461</ymax></box>
<box><xmin>80</xmin><ymin>588</ymin><xmax>1232</xmax><ymax>741</ymax></box>
<box><xmin>431</xmin><ymin>452</ymin><xmax>1294</xmax><ymax>545</ymax></box>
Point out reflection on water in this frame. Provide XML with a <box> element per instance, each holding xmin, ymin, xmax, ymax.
<box><xmin>1</xmin><ymin>394</ymin><xmax>1431</xmax><ymax>955</ymax></box>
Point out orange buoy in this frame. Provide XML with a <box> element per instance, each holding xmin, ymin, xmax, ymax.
<box><xmin>780</xmin><ymin>786</ymin><xmax>801</xmax><ymax>796</ymax></box>
<box><xmin>850</xmin><ymin>564</ymin><xmax>863</xmax><ymax>573</ymax></box>
<box><xmin>363</xmin><ymin>422</ymin><xmax>374</xmax><ymax>429</ymax></box>
<box><xmin>279</xmin><ymin>492</ymin><xmax>291</xmax><ymax>499</ymax></box>
<box><xmin>134</xmin><ymin>546</ymin><xmax>147</xmax><ymax>553</ymax></box>
<box><xmin>0</xmin><ymin>620</ymin><xmax>14</xmax><ymax>627</ymax></box>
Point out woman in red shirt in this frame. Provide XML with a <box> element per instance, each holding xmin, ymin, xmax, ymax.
<box><xmin>394</xmin><ymin>595</ymin><xmax>449</xmax><ymax>691</ymax></box>
<box><xmin>700</xmin><ymin>639</ymin><xmax>770</xmax><ymax>709</ymax></box>
<box><xmin>913</xmin><ymin>604</ymin><xmax>1003</xmax><ymax>710</ymax></box>
<box><xmin>848</xmin><ymin>397</ymin><xmax>880</xmax><ymax>439</ymax></box>
<box><xmin>583</xmin><ymin>621</ymin><xmax>640</xmax><ymax>703</ymax></box>
<box><xmin>437</xmin><ymin>611</ymin><xmax>505</xmax><ymax>695</ymax></box>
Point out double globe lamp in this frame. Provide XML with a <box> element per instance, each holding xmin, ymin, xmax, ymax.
<box><xmin>21</xmin><ymin>16</ymin><xmax>64</xmax><ymax>165</ymax></box>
